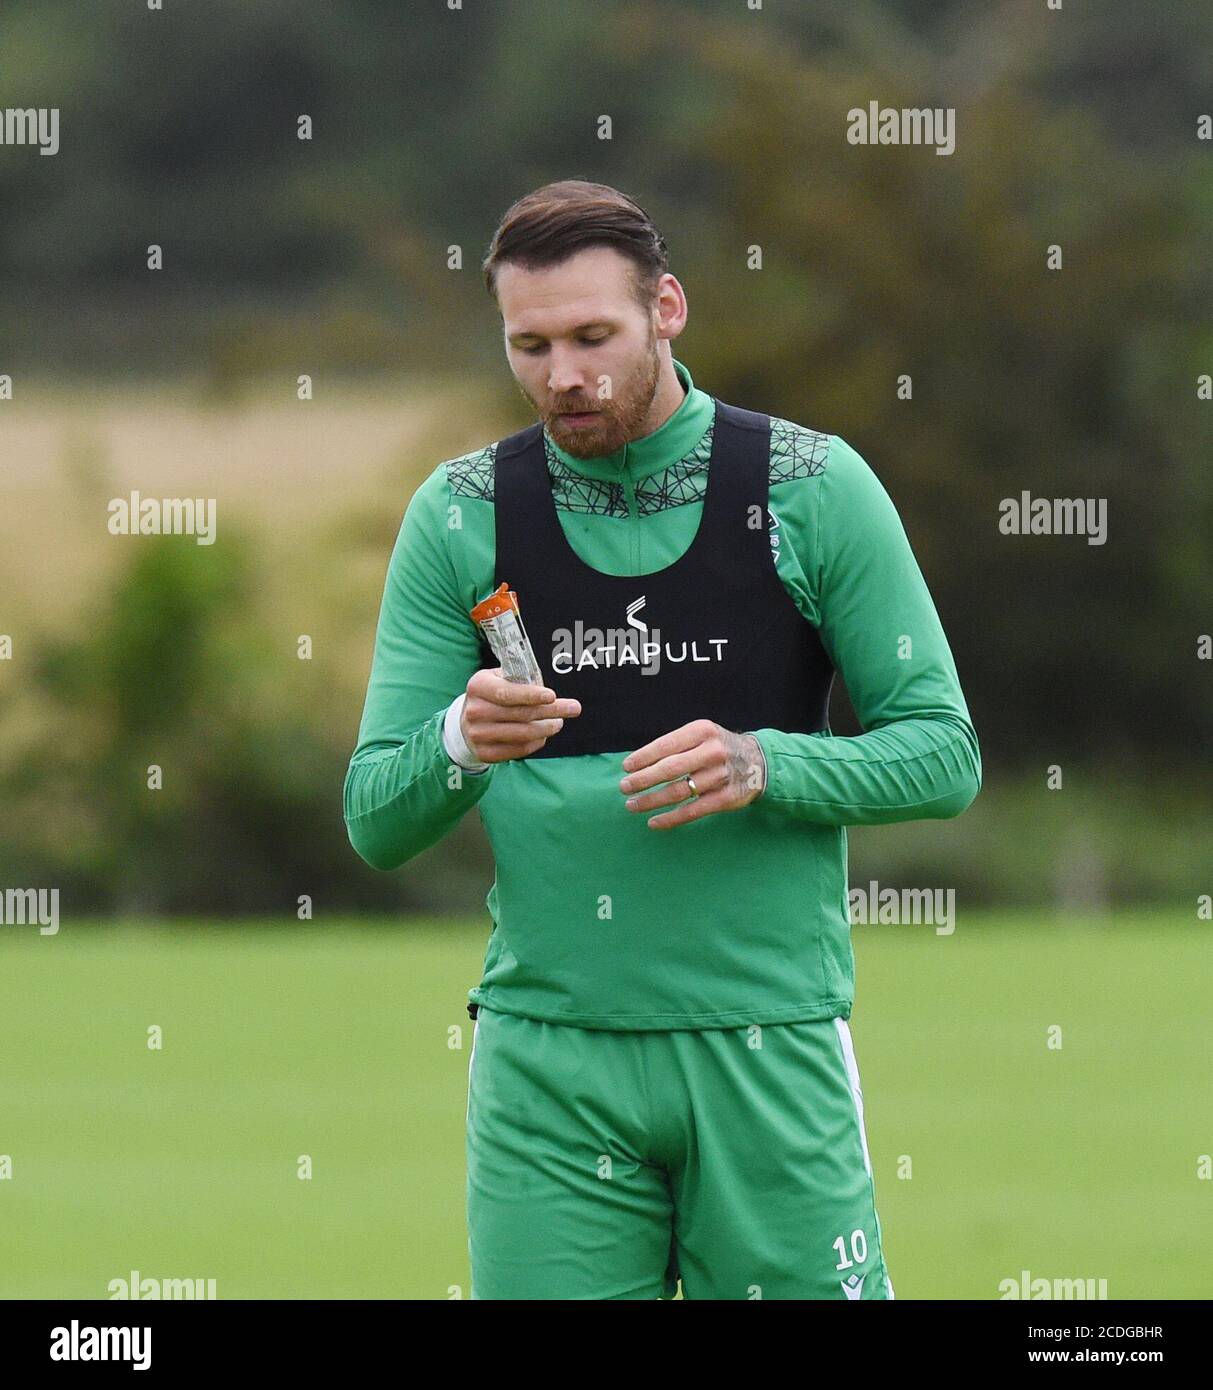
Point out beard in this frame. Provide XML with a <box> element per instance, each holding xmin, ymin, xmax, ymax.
<box><xmin>518</xmin><ymin>332</ymin><xmax>662</xmax><ymax>459</ymax></box>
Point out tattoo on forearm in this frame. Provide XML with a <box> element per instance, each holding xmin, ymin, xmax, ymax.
<box><xmin>727</xmin><ymin>732</ymin><xmax>760</xmax><ymax>791</ymax></box>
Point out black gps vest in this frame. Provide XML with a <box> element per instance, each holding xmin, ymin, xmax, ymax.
<box><xmin>482</xmin><ymin>397</ymin><xmax>835</xmax><ymax>758</ymax></box>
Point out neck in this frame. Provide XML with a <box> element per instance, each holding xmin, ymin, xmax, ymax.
<box><xmin>632</xmin><ymin>347</ymin><xmax>687</xmax><ymax>442</ymax></box>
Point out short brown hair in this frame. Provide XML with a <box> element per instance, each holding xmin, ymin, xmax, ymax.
<box><xmin>482</xmin><ymin>179</ymin><xmax>669</xmax><ymax>311</ymax></box>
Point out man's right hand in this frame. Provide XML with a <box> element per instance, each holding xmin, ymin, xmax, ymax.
<box><xmin>460</xmin><ymin>667</ymin><xmax>582</xmax><ymax>763</ymax></box>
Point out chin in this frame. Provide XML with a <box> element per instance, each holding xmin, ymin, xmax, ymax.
<box><xmin>551</xmin><ymin>420</ymin><xmax>616</xmax><ymax>457</ymax></box>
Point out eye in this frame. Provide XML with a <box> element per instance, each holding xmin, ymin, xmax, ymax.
<box><xmin>520</xmin><ymin>344</ymin><xmax>545</xmax><ymax>355</ymax></box>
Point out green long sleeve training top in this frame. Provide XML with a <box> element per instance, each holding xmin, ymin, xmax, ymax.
<box><xmin>344</xmin><ymin>357</ymin><xmax>980</xmax><ymax>1029</ymax></box>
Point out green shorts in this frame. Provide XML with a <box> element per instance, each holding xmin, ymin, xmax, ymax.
<box><xmin>465</xmin><ymin>1006</ymin><xmax>894</xmax><ymax>1300</ymax></box>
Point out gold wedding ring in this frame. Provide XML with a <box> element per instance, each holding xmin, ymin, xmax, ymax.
<box><xmin>685</xmin><ymin>775</ymin><xmax>699</xmax><ymax>797</ymax></box>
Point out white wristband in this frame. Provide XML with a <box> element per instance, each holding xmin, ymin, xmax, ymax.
<box><xmin>443</xmin><ymin>694</ymin><xmax>490</xmax><ymax>774</ymax></box>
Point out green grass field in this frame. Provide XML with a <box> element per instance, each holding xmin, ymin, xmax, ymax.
<box><xmin>1</xmin><ymin>909</ymin><xmax>1207</xmax><ymax>1299</ymax></box>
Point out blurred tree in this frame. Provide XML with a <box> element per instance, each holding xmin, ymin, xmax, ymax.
<box><xmin>0</xmin><ymin>530</ymin><xmax>428</xmax><ymax>915</ymax></box>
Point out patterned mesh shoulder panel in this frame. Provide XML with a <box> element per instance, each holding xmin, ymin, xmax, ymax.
<box><xmin>444</xmin><ymin>415</ymin><xmax>830</xmax><ymax>517</ymax></box>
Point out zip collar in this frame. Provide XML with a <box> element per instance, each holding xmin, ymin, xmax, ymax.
<box><xmin>541</xmin><ymin>358</ymin><xmax>713</xmax><ymax>485</ymax></box>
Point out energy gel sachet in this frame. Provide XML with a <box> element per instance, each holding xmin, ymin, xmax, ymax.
<box><xmin>470</xmin><ymin>582</ymin><xmax>545</xmax><ymax>686</ymax></box>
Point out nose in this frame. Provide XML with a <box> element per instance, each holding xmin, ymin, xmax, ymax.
<box><xmin>546</xmin><ymin>351</ymin><xmax>587</xmax><ymax>400</ymax></box>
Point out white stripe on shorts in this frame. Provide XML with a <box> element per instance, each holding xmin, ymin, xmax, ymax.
<box><xmin>466</xmin><ymin>1016</ymin><xmax>479</xmax><ymax>1122</ymax></box>
<box><xmin>833</xmin><ymin>1016</ymin><xmax>895</xmax><ymax>1300</ymax></box>
<box><xmin>833</xmin><ymin>1016</ymin><xmax>872</xmax><ymax>1177</ymax></box>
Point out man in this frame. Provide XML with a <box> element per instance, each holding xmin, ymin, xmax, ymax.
<box><xmin>344</xmin><ymin>179</ymin><xmax>981</xmax><ymax>1300</ymax></box>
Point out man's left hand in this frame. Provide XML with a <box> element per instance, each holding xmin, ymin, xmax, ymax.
<box><xmin>619</xmin><ymin>720</ymin><xmax>767</xmax><ymax>829</ymax></box>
